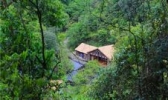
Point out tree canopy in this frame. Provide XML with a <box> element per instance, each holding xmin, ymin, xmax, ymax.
<box><xmin>0</xmin><ymin>0</ymin><xmax>168</xmax><ymax>99</ymax></box>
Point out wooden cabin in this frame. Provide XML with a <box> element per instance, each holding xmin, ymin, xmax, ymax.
<box><xmin>89</xmin><ymin>45</ymin><xmax>114</xmax><ymax>65</ymax></box>
<box><xmin>75</xmin><ymin>43</ymin><xmax>115</xmax><ymax>65</ymax></box>
<box><xmin>75</xmin><ymin>43</ymin><xmax>97</xmax><ymax>60</ymax></box>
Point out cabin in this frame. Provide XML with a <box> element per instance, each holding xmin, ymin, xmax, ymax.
<box><xmin>75</xmin><ymin>43</ymin><xmax>115</xmax><ymax>65</ymax></box>
<box><xmin>75</xmin><ymin>43</ymin><xmax>97</xmax><ymax>60</ymax></box>
<box><xmin>89</xmin><ymin>45</ymin><xmax>114</xmax><ymax>65</ymax></box>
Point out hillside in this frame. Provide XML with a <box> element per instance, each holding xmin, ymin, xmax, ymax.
<box><xmin>0</xmin><ymin>0</ymin><xmax>168</xmax><ymax>99</ymax></box>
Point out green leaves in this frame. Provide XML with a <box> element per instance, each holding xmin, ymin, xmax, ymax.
<box><xmin>0</xmin><ymin>0</ymin><xmax>67</xmax><ymax>99</ymax></box>
<box><xmin>73</xmin><ymin>60</ymin><xmax>100</xmax><ymax>85</ymax></box>
<box><xmin>42</xmin><ymin>0</ymin><xmax>67</xmax><ymax>26</ymax></box>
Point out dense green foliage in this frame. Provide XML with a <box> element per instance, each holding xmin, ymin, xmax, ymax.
<box><xmin>65</xmin><ymin>0</ymin><xmax>168</xmax><ymax>99</ymax></box>
<box><xmin>0</xmin><ymin>0</ymin><xmax>168</xmax><ymax>99</ymax></box>
<box><xmin>66</xmin><ymin>1</ymin><xmax>115</xmax><ymax>48</ymax></box>
<box><xmin>60</xmin><ymin>60</ymin><xmax>100</xmax><ymax>99</ymax></box>
<box><xmin>0</xmin><ymin>0</ymin><xmax>71</xmax><ymax>99</ymax></box>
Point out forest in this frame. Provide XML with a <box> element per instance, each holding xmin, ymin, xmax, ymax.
<box><xmin>0</xmin><ymin>0</ymin><xmax>168</xmax><ymax>99</ymax></box>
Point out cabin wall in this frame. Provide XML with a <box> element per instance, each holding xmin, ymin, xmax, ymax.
<box><xmin>76</xmin><ymin>51</ymin><xmax>84</xmax><ymax>58</ymax></box>
<box><xmin>83</xmin><ymin>54</ymin><xmax>87</xmax><ymax>60</ymax></box>
<box><xmin>86</xmin><ymin>54</ymin><xmax>90</xmax><ymax>61</ymax></box>
<box><xmin>76</xmin><ymin>51</ymin><xmax>89</xmax><ymax>60</ymax></box>
<box><xmin>88</xmin><ymin>50</ymin><xmax>109</xmax><ymax>65</ymax></box>
<box><xmin>76</xmin><ymin>50</ymin><xmax>111</xmax><ymax>65</ymax></box>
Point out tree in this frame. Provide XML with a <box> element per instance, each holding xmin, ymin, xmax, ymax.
<box><xmin>89</xmin><ymin>0</ymin><xmax>168</xmax><ymax>99</ymax></box>
<box><xmin>0</xmin><ymin>0</ymin><xmax>67</xmax><ymax>99</ymax></box>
